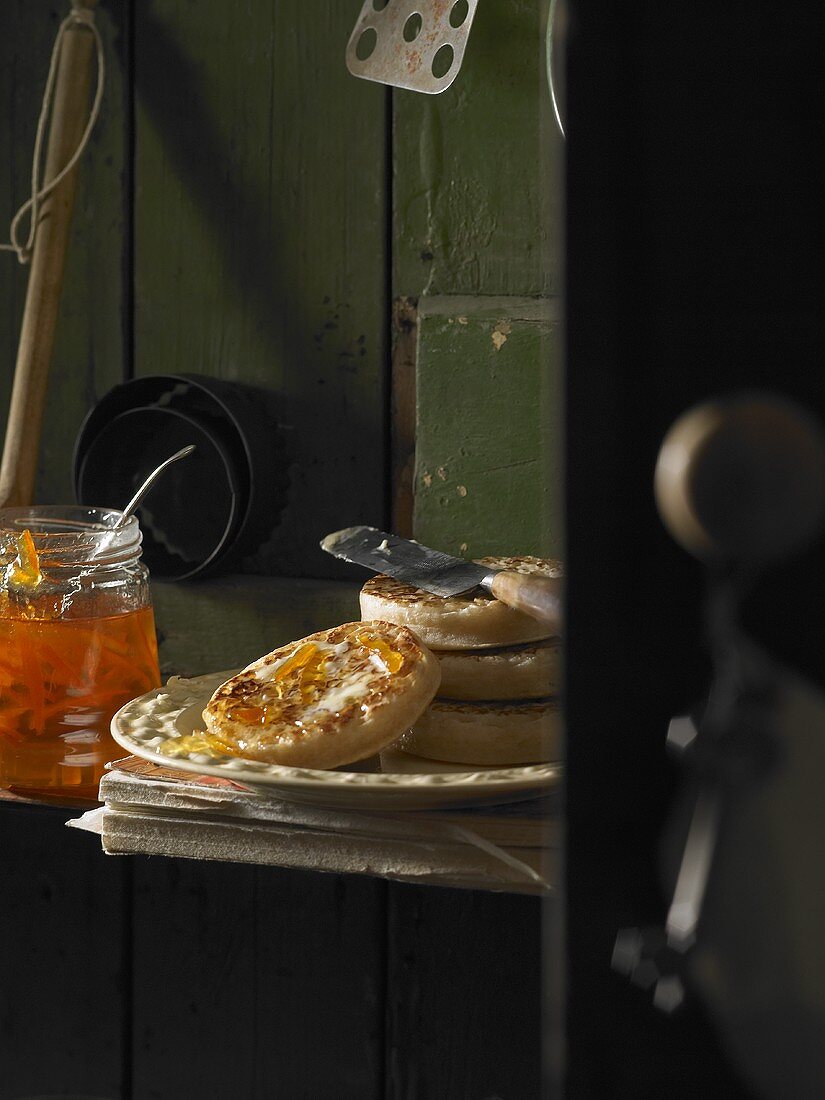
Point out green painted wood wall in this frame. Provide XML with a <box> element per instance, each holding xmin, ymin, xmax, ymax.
<box><xmin>413</xmin><ymin>294</ymin><xmax>560</xmax><ymax>558</ymax></box>
<box><xmin>393</xmin><ymin>0</ymin><xmax>562</xmax><ymax>559</ymax></box>
<box><xmin>393</xmin><ymin>0</ymin><xmax>558</xmax><ymax>298</ymax></box>
<box><xmin>132</xmin><ymin>1</ymin><xmax>389</xmax><ymax>579</ymax></box>
<box><xmin>2</xmin><ymin>0</ymin><xmax>389</xmax><ymax>583</ymax></box>
<box><xmin>1</xmin><ymin>6</ymin><xmax>555</xmax><ymax>1097</ymax></box>
<box><xmin>1</xmin><ymin>0</ymin><xmax>559</xmax><ymax>590</ymax></box>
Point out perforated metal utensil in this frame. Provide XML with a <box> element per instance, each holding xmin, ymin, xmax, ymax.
<box><xmin>346</xmin><ymin>0</ymin><xmax>479</xmax><ymax>95</ymax></box>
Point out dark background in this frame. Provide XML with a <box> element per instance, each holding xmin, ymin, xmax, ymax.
<box><xmin>566</xmin><ymin>1</ymin><xmax>825</xmax><ymax>1095</ymax></box>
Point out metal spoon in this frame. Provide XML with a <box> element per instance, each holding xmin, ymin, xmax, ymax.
<box><xmin>113</xmin><ymin>445</ymin><xmax>196</xmax><ymax>529</ymax></box>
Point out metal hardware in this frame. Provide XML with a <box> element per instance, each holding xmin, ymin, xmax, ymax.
<box><xmin>346</xmin><ymin>0</ymin><xmax>479</xmax><ymax>95</ymax></box>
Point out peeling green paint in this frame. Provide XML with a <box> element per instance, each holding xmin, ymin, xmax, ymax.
<box><xmin>413</xmin><ymin>297</ymin><xmax>561</xmax><ymax>560</ymax></box>
<box><xmin>393</xmin><ymin>1</ymin><xmax>561</xmax><ymax>563</ymax></box>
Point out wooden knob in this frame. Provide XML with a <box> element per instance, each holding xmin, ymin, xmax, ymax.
<box><xmin>654</xmin><ymin>394</ymin><xmax>825</xmax><ymax>562</ymax></box>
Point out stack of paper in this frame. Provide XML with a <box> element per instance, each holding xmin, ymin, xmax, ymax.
<box><xmin>69</xmin><ymin>756</ymin><xmax>560</xmax><ymax>895</ymax></box>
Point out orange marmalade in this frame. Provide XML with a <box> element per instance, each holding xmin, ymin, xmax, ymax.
<box><xmin>159</xmin><ymin>627</ymin><xmax>406</xmax><ymax>761</ymax></box>
<box><xmin>0</xmin><ymin>508</ymin><xmax>161</xmax><ymax>799</ymax></box>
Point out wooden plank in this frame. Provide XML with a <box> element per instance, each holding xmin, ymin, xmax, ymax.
<box><xmin>132</xmin><ymin>857</ymin><xmax>385</xmax><ymax>1099</ymax></box>
<box><xmin>150</xmin><ymin>575</ymin><xmax>362</xmax><ymax>677</ymax></box>
<box><xmin>0</xmin><ymin>1</ymin><xmax>129</xmax><ymax>505</ymax></box>
<box><xmin>132</xmin><ymin>1</ymin><xmax>389</xmax><ymax>579</ymax></box>
<box><xmin>390</xmin><ymin>296</ymin><xmax>418</xmax><ymax>537</ymax></box>
<box><xmin>0</xmin><ymin>802</ymin><xmax>128</xmax><ymax>1098</ymax></box>
<box><xmin>392</xmin><ymin>0</ymin><xmax>560</xmax><ymax>299</ymax></box>
<box><xmin>413</xmin><ymin>296</ymin><xmax>561</xmax><ymax>558</ymax></box>
<box><xmin>0</xmin><ymin>17</ymin><xmax>131</xmax><ymax>1095</ymax></box>
<box><xmin>390</xmin><ymin>56</ymin><xmax>560</xmax><ymax>1100</ymax></box>
<box><xmin>385</xmin><ymin>884</ymin><xmax>542</xmax><ymax>1097</ymax></box>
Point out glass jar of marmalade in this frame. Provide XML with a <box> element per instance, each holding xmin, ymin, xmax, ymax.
<box><xmin>0</xmin><ymin>506</ymin><xmax>161</xmax><ymax>800</ymax></box>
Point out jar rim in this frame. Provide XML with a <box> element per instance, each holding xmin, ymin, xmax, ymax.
<box><xmin>0</xmin><ymin>505</ymin><xmax>143</xmax><ymax>569</ymax></box>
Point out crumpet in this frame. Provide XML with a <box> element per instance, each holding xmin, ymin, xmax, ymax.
<box><xmin>200</xmin><ymin>621</ymin><xmax>440</xmax><ymax>769</ymax></box>
<box><xmin>359</xmin><ymin>555</ymin><xmax>562</xmax><ymax>650</ymax></box>
<box><xmin>433</xmin><ymin>638</ymin><xmax>559</xmax><ymax>700</ymax></box>
<box><xmin>401</xmin><ymin>697</ymin><xmax>561</xmax><ymax>765</ymax></box>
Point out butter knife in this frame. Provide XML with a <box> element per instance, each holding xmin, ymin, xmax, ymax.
<box><xmin>321</xmin><ymin>526</ymin><xmax>562</xmax><ymax>630</ymax></box>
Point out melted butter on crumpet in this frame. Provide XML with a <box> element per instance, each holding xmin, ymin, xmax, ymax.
<box><xmin>161</xmin><ymin>624</ymin><xmax>412</xmax><ymax>761</ymax></box>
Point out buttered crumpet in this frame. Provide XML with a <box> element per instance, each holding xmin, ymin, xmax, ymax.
<box><xmin>201</xmin><ymin>622</ymin><xmax>440</xmax><ymax>769</ymax></box>
<box><xmin>360</xmin><ymin>555</ymin><xmax>563</xmax><ymax>650</ymax></box>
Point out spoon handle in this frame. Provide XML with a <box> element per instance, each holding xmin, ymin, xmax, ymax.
<box><xmin>114</xmin><ymin>445</ymin><xmax>196</xmax><ymax>529</ymax></box>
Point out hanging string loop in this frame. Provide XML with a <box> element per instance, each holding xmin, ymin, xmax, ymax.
<box><xmin>0</xmin><ymin>3</ymin><xmax>105</xmax><ymax>265</ymax></box>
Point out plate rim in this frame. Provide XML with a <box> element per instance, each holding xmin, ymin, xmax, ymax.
<box><xmin>110</xmin><ymin>669</ymin><xmax>563</xmax><ymax>794</ymax></box>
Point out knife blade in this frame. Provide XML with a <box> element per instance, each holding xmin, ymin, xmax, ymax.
<box><xmin>321</xmin><ymin>526</ymin><xmax>562</xmax><ymax>630</ymax></box>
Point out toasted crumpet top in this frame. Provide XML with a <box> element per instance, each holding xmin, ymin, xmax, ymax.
<box><xmin>360</xmin><ymin>556</ymin><xmax>563</xmax><ymax>649</ymax></box>
<box><xmin>361</xmin><ymin>556</ymin><xmax>562</xmax><ymax>610</ymax></box>
<box><xmin>197</xmin><ymin>621</ymin><xmax>440</xmax><ymax>768</ymax></box>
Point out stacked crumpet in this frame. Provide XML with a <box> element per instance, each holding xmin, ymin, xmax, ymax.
<box><xmin>360</xmin><ymin>556</ymin><xmax>562</xmax><ymax>765</ymax></box>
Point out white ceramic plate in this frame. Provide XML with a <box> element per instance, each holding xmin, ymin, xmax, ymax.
<box><xmin>111</xmin><ymin>670</ymin><xmax>563</xmax><ymax>810</ymax></box>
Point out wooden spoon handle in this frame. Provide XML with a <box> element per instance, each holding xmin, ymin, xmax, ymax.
<box><xmin>0</xmin><ymin>4</ymin><xmax>98</xmax><ymax>509</ymax></box>
<box><xmin>488</xmin><ymin>571</ymin><xmax>563</xmax><ymax>631</ymax></box>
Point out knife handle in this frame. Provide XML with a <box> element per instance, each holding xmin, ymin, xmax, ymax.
<box><xmin>488</xmin><ymin>572</ymin><xmax>563</xmax><ymax>631</ymax></box>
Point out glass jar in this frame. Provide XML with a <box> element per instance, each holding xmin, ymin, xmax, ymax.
<box><xmin>0</xmin><ymin>506</ymin><xmax>161</xmax><ymax>800</ymax></box>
